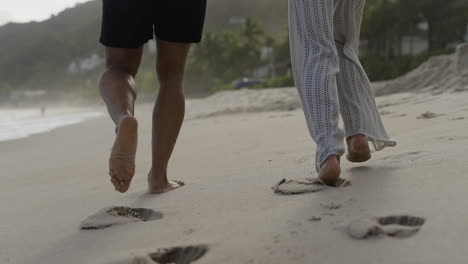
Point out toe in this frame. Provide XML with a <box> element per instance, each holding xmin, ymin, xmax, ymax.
<box><xmin>111</xmin><ymin>177</ymin><xmax>118</xmax><ymax>186</ymax></box>
<box><xmin>175</xmin><ymin>180</ymin><xmax>185</xmax><ymax>187</ymax></box>
<box><xmin>116</xmin><ymin>183</ymin><xmax>126</xmax><ymax>193</ymax></box>
<box><xmin>114</xmin><ymin>183</ymin><xmax>121</xmax><ymax>192</ymax></box>
<box><xmin>120</xmin><ymin>184</ymin><xmax>129</xmax><ymax>193</ymax></box>
<box><xmin>109</xmin><ymin>173</ymin><xmax>125</xmax><ymax>192</ymax></box>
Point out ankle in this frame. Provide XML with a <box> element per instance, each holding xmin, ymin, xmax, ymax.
<box><xmin>347</xmin><ymin>134</ymin><xmax>366</xmax><ymax>142</ymax></box>
<box><xmin>322</xmin><ymin>155</ymin><xmax>340</xmax><ymax>167</ymax></box>
<box><xmin>148</xmin><ymin>168</ymin><xmax>168</xmax><ymax>182</ymax></box>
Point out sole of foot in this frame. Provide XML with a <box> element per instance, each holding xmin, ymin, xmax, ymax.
<box><xmin>109</xmin><ymin>115</ymin><xmax>138</xmax><ymax>193</ymax></box>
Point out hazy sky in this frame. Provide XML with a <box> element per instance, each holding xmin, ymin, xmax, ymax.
<box><xmin>0</xmin><ymin>0</ymin><xmax>89</xmax><ymax>25</ymax></box>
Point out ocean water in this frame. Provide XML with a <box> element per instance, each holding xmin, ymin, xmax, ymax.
<box><xmin>0</xmin><ymin>109</ymin><xmax>103</xmax><ymax>142</ymax></box>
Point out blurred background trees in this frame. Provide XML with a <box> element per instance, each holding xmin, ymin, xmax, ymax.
<box><xmin>0</xmin><ymin>0</ymin><xmax>467</xmax><ymax>99</ymax></box>
<box><xmin>360</xmin><ymin>0</ymin><xmax>468</xmax><ymax>81</ymax></box>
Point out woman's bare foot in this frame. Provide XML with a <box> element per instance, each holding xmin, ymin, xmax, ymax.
<box><xmin>147</xmin><ymin>170</ymin><xmax>184</xmax><ymax>194</ymax></box>
<box><xmin>318</xmin><ymin>155</ymin><xmax>341</xmax><ymax>186</ymax></box>
<box><xmin>109</xmin><ymin>115</ymin><xmax>138</xmax><ymax>193</ymax></box>
<box><xmin>346</xmin><ymin>134</ymin><xmax>371</xmax><ymax>163</ymax></box>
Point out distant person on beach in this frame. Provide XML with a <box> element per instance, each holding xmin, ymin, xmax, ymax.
<box><xmin>98</xmin><ymin>1</ymin><xmax>206</xmax><ymax>193</ymax></box>
<box><xmin>288</xmin><ymin>0</ymin><xmax>396</xmax><ymax>185</ymax></box>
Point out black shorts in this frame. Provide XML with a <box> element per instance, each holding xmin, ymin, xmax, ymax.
<box><xmin>100</xmin><ymin>0</ymin><xmax>207</xmax><ymax>48</ymax></box>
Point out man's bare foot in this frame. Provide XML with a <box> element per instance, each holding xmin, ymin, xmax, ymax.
<box><xmin>346</xmin><ymin>134</ymin><xmax>371</xmax><ymax>163</ymax></box>
<box><xmin>109</xmin><ymin>115</ymin><xmax>138</xmax><ymax>193</ymax></box>
<box><xmin>147</xmin><ymin>170</ymin><xmax>184</xmax><ymax>194</ymax></box>
<box><xmin>318</xmin><ymin>155</ymin><xmax>341</xmax><ymax>186</ymax></box>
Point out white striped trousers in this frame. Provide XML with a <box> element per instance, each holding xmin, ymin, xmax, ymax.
<box><xmin>288</xmin><ymin>0</ymin><xmax>396</xmax><ymax>171</ymax></box>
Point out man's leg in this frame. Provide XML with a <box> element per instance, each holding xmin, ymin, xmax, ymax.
<box><xmin>99</xmin><ymin>47</ymin><xmax>143</xmax><ymax>193</ymax></box>
<box><xmin>147</xmin><ymin>40</ymin><xmax>190</xmax><ymax>194</ymax></box>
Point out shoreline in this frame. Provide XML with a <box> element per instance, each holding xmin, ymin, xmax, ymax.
<box><xmin>0</xmin><ymin>107</ymin><xmax>104</xmax><ymax>142</ymax></box>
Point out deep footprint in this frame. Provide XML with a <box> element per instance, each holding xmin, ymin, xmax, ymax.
<box><xmin>347</xmin><ymin>215</ymin><xmax>426</xmax><ymax>239</ymax></box>
<box><xmin>98</xmin><ymin>245</ymin><xmax>209</xmax><ymax>264</ymax></box>
<box><xmin>272</xmin><ymin>177</ymin><xmax>351</xmax><ymax>195</ymax></box>
<box><xmin>80</xmin><ymin>206</ymin><xmax>163</xmax><ymax>230</ymax></box>
<box><xmin>149</xmin><ymin>245</ymin><xmax>209</xmax><ymax>264</ymax></box>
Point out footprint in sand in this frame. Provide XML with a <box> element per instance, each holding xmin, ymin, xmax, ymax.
<box><xmin>379</xmin><ymin>110</ymin><xmax>393</xmax><ymax>116</ymax></box>
<box><xmin>347</xmin><ymin>215</ymin><xmax>425</xmax><ymax>239</ymax></box>
<box><xmin>417</xmin><ymin>111</ymin><xmax>444</xmax><ymax>119</ymax></box>
<box><xmin>272</xmin><ymin>177</ymin><xmax>351</xmax><ymax>195</ymax></box>
<box><xmin>381</xmin><ymin>151</ymin><xmax>425</xmax><ymax>163</ymax></box>
<box><xmin>390</xmin><ymin>113</ymin><xmax>407</xmax><ymax>118</ymax></box>
<box><xmin>436</xmin><ymin>135</ymin><xmax>468</xmax><ymax>141</ymax></box>
<box><xmin>148</xmin><ymin>245</ymin><xmax>209</xmax><ymax>264</ymax></box>
<box><xmin>80</xmin><ymin>206</ymin><xmax>163</xmax><ymax>230</ymax></box>
<box><xmin>296</xmin><ymin>154</ymin><xmax>313</xmax><ymax>164</ymax></box>
<box><xmin>268</xmin><ymin>113</ymin><xmax>294</xmax><ymax>119</ymax></box>
<box><xmin>320</xmin><ymin>202</ymin><xmax>342</xmax><ymax>210</ymax></box>
<box><xmin>100</xmin><ymin>245</ymin><xmax>209</xmax><ymax>264</ymax></box>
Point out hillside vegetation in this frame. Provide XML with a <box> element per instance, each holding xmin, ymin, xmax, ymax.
<box><xmin>0</xmin><ymin>0</ymin><xmax>466</xmax><ymax>101</ymax></box>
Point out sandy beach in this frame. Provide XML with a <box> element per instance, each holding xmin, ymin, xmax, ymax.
<box><xmin>1</xmin><ymin>46</ymin><xmax>468</xmax><ymax>264</ymax></box>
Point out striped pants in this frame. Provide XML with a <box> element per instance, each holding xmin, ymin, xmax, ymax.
<box><xmin>288</xmin><ymin>0</ymin><xmax>396</xmax><ymax>172</ymax></box>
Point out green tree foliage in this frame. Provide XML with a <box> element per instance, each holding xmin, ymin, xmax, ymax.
<box><xmin>186</xmin><ymin>18</ymin><xmax>277</xmax><ymax>93</ymax></box>
<box><xmin>0</xmin><ymin>0</ymin><xmax>287</xmax><ymax>96</ymax></box>
<box><xmin>419</xmin><ymin>0</ymin><xmax>468</xmax><ymax>50</ymax></box>
<box><xmin>0</xmin><ymin>0</ymin><xmax>467</xmax><ymax>97</ymax></box>
<box><xmin>363</xmin><ymin>0</ymin><xmax>468</xmax><ymax>57</ymax></box>
<box><xmin>360</xmin><ymin>0</ymin><xmax>467</xmax><ymax>80</ymax></box>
